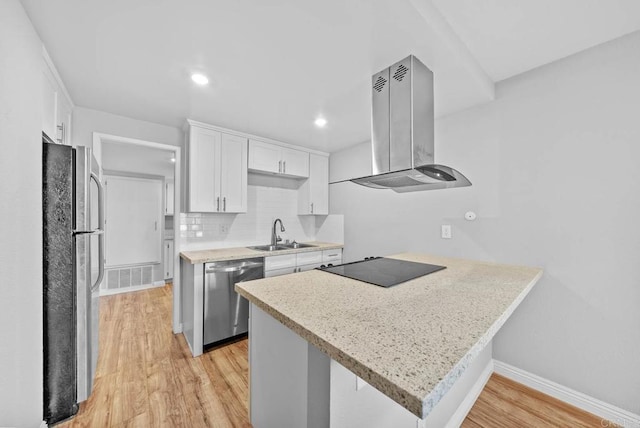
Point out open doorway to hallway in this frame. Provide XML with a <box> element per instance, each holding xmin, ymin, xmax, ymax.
<box><xmin>93</xmin><ymin>133</ymin><xmax>182</xmax><ymax>334</ymax></box>
<box><xmin>100</xmin><ymin>141</ymin><xmax>175</xmax><ymax>296</ymax></box>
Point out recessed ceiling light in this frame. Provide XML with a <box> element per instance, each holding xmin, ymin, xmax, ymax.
<box><xmin>314</xmin><ymin>117</ymin><xmax>327</xmax><ymax>128</ymax></box>
<box><xmin>191</xmin><ymin>73</ymin><xmax>209</xmax><ymax>85</ymax></box>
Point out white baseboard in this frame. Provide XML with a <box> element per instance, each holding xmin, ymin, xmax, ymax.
<box><xmin>445</xmin><ymin>359</ymin><xmax>494</xmax><ymax>428</ymax></box>
<box><xmin>494</xmin><ymin>360</ymin><xmax>640</xmax><ymax>428</ymax></box>
<box><xmin>99</xmin><ymin>281</ymin><xmax>165</xmax><ymax>296</ymax></box>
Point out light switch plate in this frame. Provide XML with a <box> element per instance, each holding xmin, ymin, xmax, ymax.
<box><xmin>441</xmin><ymin>225</ymin><xmax>452</xmax><ymax>239</ymax></box>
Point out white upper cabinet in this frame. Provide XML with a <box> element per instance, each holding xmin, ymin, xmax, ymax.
<box><xmin>188</xmin><ymin>126</ymin><xmax>219</xmax><ymax>212</ymax></box>
<box><xmin>187</xmin><ymin>123</ymin><xmax>247</xmax><ymax>213</ymax></box>
<box><xmin>42</xmin><ymin>48</ymin><xmax>73</xmax><ymax>145</ymax></box>
<box><xmin>280</xmin><ymin>147</ymin><xmax>310</xmax><ymax>177</ymax></box>
<box><xmin>298</xmin><ymin>154</ymin><xmax>329</xmax><ymax>215</ymax></box>
<box><xmin>247</xmin><ymin>140</ymin><xmax>281</xmax><ymax>174</ymax></box>
<box><xmin>248</xmin><ymin>140</ymin><xmax>309</xmax><ymax>178</ymax></box>
<box><xmin>219</xmin><ymin>133</ymin><xmax>248</xmax><ymax>213</ymax></box>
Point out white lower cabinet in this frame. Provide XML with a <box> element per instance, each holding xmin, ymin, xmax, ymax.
<box><xmin>164</xmin><ymin>239</ymin><xmax>174</xmax><ymax>280</ymax></box>
<box><xmin>322</xmin><ymin>249</ymin><xmax>342</xmax><ymax>264</ymax></box>
<box><xmin>264</xmin><ymin>249</ymin><xmax>343</xmax><ymax>277</ymax></box>
<box><xmin>265</xmin><ymin>267</ymin><xmax>297</xmax><ymax>278</ymax></box>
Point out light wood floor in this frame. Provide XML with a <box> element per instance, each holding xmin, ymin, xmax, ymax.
<box><xmin>60</xmin><ymin>284</ymin><xmax>609</xmax><ymax>427</ymax></box>
<box><xmin>462</xmin><ymin>373</ymin><xmax>610</xmax><ymax>427</ymax></box>
<box><xmin>59</xmin><ymin>284</ymin><xmax>251</xmax><ymax>428</ymax></box>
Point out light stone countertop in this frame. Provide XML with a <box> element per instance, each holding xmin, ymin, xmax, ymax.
<box><xmin>180</xmin><ymin>241</ymin><xmax>343</xmax><ymax>264</ymax></box>
<box><xmin>235</xmin><ymin>252</ymin><xmax>543</xmax><ymax>419</ymax></box>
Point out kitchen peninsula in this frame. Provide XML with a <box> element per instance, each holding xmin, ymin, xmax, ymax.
<box><xmin>236</xmin><ymin>253</ymin><xmax>543</xmax><ymax>427</ymax></box>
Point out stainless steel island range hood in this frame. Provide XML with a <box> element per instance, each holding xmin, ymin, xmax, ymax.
<box><xmin>351</xmin><ymin>55</ymin><xmax>471</xmax><ymax>192</ymax></box>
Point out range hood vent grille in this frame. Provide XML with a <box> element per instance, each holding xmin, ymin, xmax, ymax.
<box><xmin>392</xmin><ymin>64</ymin><xmax>408</xmax><ymax>81</ymax></box>
<box><xmin>373</xmin><ymin>76</ymin><xmax>387</xmax><ymax>92</ymax></box>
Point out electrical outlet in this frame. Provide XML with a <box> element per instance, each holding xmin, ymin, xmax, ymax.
<box><xmin>441</xmin><ymin>225</ymin><xmax>452</xmax><ymax>239</ymax></box>
<box><xmin>219</xmin><ymin>224</ymin><xmax>230</xmax><ymax>234</ymax></box>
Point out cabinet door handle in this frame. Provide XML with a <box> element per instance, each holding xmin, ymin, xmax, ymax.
<box><xmin>278</xmin><ymin>160</ymin><xmax>282</xmax><ymax>173</ymax></box>
<box><xmin>223</xmin><ymin>197</ymin><xmax>226</xmax><ymax>212</ymax></box>
<box><xmin>311</xmin><ymin>202</ymin><xmax>314</xmax><ymax>214</ymax></box>
<box><xmin>217</xmin><ymin>196</ymin><xmax>220</xmax><ymax>212</ymax></box>
<box><xmin>283</xmin><ymin>161</ymin><xmax>286</xmax><ymax>174</ymax></box>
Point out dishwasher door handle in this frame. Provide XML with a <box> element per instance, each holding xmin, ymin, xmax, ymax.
<box><xmin>205</xmin><ymin>261</ymin><xmax>263</xmax><ymax>274</ymax></box>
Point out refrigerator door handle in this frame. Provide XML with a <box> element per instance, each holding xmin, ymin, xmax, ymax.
<box><xmin>90</xmin><ymin>172</ymin><xmax>105</xmax><ymax>292</ymax></box>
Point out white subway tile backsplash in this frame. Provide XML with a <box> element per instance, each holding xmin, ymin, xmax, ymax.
<box><xmin>180</xmin><ymin>184</ymin><xmax>318</xmax><ymax>250</ymax></box>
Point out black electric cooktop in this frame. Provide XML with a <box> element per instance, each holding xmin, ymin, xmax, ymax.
<box><xmin>317</xmin><ymin>257</ymin><xmax>446</xmax><ymax>288</ymax></box>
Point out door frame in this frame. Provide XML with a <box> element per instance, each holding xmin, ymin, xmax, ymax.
<box><xmin>93</xmin><ymin>132</ymin><xmax>183</xmax><ymax>334</ymax></box>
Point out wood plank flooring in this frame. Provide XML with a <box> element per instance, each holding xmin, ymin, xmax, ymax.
<box><xmin>462</xmin><ymin>373</ymin><xmax>612</xmax><ymax>428</ymax></box>
<box><xmin>58</xmin><ymin>284</ymin><xmax>251</xmax><ymax>428</ymax></box>
<box><xmin>59</xmin><ymin>283</ymin><xmax>610</xmax><ymax>427</ymax></box>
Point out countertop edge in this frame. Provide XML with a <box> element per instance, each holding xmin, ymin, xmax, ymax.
<box><xmin>180</xmin><ymin>241</ymin><xmax>344</xmax><ymax>264</ymax></box>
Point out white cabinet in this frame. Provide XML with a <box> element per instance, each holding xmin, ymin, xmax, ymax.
<box><xmin>42</xmin><ymin>66</ymin><xmax>58</xmax><ymax>142</ymax></box>
<box><xmin>295</xmin><ymin>251</ymin><xmax>323</xmax><ymax>272</ymax></box>
<box><xmin>298</xmin><ymin>154</ymin><xmax>329</xmax><ymax>215</ymax></box>
<box><xmin>280</xmin><ymin>147</ymin><xmax>310</xmax><ymax>177</ymax></box>
<box><xmin>265</xmin><ymin>254</ymin><xmax>297</xmax><ymax>272</ymax></box>
<box><xmin>165</xmin><ymin>178</ymin><xmax>174</xmax><ymax>215</ymax></box>
<box><xmin>264</xmin><ymin>249</ymin><xmax>342</xmax><ymax>277</ymax></box>
<box><xmin>248</xmin><ymin>140</ymin><xmax>309</xmax><ymax>178</ymax></box>
<box><xmin>247</xmin><ymin>140</ymin><xmax>281</xmax><ymax>174</ymax></box>
<box><xmin>265</xmin><ymin>267</ymin><xmax>297</xmax><ymax>278</ymax></box>
<box><xmin>42</xmin><ymin>49</ymin><xmax>73</xmax><ymax>145</ymax></box>
<box><xmin>322</xmin><ymin>249</ymin><xmax>342</xmax><ymax>264</ymax></box>
<box><xmin>219</xmin><ymin>133</ymin><xmax>248</xmax><ymax>213</ymax></box>
<box><xmin>187</xmin><ymin>124</ymin><xmax>248</xmax><ymax>213</ymax></box>
<box><xmin>164</xmin><ymin>239</ymin><xmax>174</xmax><ymax>280</ymax></box>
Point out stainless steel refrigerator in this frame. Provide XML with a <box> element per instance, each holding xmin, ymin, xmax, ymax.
<box><xmin>42</xmin><ymin>136</ymin><xmax>105</xmax><ymax>424</ymax></box>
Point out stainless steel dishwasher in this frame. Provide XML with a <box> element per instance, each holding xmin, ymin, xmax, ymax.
<box><xmin>203</xmin><ymin>258</ymin><xmax>264</xmax><ymax>346</ymax></box>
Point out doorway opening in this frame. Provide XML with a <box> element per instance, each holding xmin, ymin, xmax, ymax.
<box><xmin>93</xmin><ymin>133</ymin><xmax>182</xmax><ymax>334</ymax></box>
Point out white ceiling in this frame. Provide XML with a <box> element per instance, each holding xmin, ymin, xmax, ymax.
<box><xmin>102</xmin><ymin>141</ymin><xmax>175</xmax><ymax>178</ymax></box>
<box><xmin>20</xmin><ymin>0</ymin><xmax>640</xmax><ymax>153</ymax></box>
<box><xmin>432</xmin><ymin>0</ymin><xmax>640</xmax><ymax>81</ymax></box>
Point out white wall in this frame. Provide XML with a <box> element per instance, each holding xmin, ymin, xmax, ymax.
<box><xmin>330</xmin><ymin>31</ymin><xmax>640</xmax><ymax>414</ymax></box>
<box><xmin>72</xmin><ymin>106</ymin><xmax>183</xmax><ymax>149</ymax></box>
<box><xmin>0</xmin><ymin>1</ymin><xmax>45</xmax><ymax>426</ymax></box>
<box><xmin>73</xmin><ymin>107</ymin><xmax>185</xmax><ymax>213</ymax></box>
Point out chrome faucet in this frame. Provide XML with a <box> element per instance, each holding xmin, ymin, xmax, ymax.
<box><xmin>271</xmin><ymin>218</ymin><xmax>285</xmax><ymax>246</ymax></box>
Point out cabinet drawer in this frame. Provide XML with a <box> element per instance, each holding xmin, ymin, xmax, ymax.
<box><xmin>265</xmin><ymin>267</ymin><xmax>296</xmax><ymax>278</ymax></box>
<box><xmin>322</xmin><ymin>249</ymin><xmax>342</xmax><ymax>263</ymax></box>
<box><xmin>297</xmin><ymin>263</ymin><xmax>323</xmax><ymax>272</ymax></box>
<box><xmin>296</xmin><ymin>251</ymin><xmax>322</xmax><ymax>266</ymax></box>
<box><xmin>265</xmin><ymin>254</ymin><xmax>297</xmax><ymax>271</ymax></box>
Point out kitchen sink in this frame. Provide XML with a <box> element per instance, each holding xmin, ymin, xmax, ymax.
<box><xmin>248</xmin><ymin>244</ymin><xmax>289</xmax><ymax>252</ymax></box>
<box><xmin>248</xmin><ymin>242</ymin><xmax>316</xmax><ymax>252</ymax></box>
<box><xmin>280</xmin><ymin>242</ymin><xmax>316</xmax><ymax>249</ymax></box>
